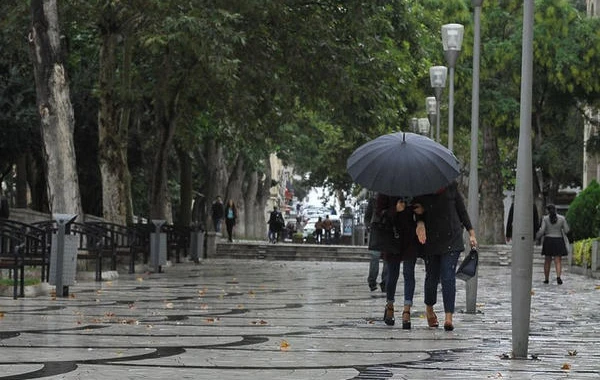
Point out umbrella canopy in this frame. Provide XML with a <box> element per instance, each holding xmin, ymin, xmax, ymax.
<box><xmin>346</xmin><ymin>132</ymin><xmax>461</xmax><ymax>197</ymax></box>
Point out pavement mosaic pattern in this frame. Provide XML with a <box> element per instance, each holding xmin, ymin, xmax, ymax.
<box><xmin>1</xmin><ymin>258</ymin><xmax>599</xmax><ymax>379</ymax></box>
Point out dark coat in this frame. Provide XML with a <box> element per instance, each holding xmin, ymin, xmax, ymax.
<box><xmin>413</xmin><ymin>181</ymin><xmax>472</xmax><ymax>256</ymax></box>
<box><xmin>375</xmin><ymin>194</ymin><xmax>420</xmax><ymax>262</ymax></box>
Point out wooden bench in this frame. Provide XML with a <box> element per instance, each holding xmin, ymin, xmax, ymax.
<box><xmin>86</xmin><ymin>221</ymin><xmax>147</xmax><ymax>274</ymax></box>
<box><xmin>0</xmin><ymin>219</ymin><xmax>49</xmax><ymax>282</ymax></box>
<box><xmin>33</xmin><ymin>221</ymin><xmax>115</xmax><ymax>282</ymax></box>
<box><xmin>0</xmin><ymin>230</ymin><xmax>26</xmax><ymax>299</ymax></box>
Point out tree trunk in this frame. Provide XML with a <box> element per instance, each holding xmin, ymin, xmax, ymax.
<box><xmin>98</xmin><ymin>18</ymin><xmax>129</xmax><ymax>225</ymax></box>
<box><xmin>479</xmin><ymin>122</ymin><xmax>505</xmax><ymax>244</ymax></box>
<box><xmin>15</xmin><ymin>155</ymin><xmax>28</xmax><ymax>208</ymax></box>
<box><xmin>30</xmin><ymin>0</ymin><xmax>82</xmax><ymax>218</ymax></box>
<box><xmin>205</xmin><ymin>137</ymin><xmax>228</xmax><ymax>229</ymax></box>
<box><xmin>177</xmin><ymin>145</ymin><xmax>192</xmax><ymax>227</ymax></box>
<box><xmin>226</xmin><ymin>155</ymin><xmax>245</xmax><ymax>236</ymax></box>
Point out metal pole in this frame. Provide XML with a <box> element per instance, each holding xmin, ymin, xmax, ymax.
<box><xmin>466</xmin><ymin>0</ymin><xmax>483</xmax><ymax>314</ymax></box>
<box><xmin>435</xmin><ymin>87</ymin><xmax>442</xmax><ymax>142</ymax></box>
<box><xmin>448</xmin><ymin>67</ymin><xmax>455</xmax><ymax>151</ymax></box>
<box><xmin>512</xmin><ymin>0</ymin><xmax>535</xmax><ymax>359</ymax></box>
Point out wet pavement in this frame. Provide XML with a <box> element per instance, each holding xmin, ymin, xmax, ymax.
<box><xmin>1</xmin><ymin>254</ymin><xmax>599</xmax><ymax>379</ymax></box>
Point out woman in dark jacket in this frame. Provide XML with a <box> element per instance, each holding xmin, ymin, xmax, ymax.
<box><xmin>377</xmin><ymin>193</ymin><xmax>421</xmax><ymax>329</ymax></box>
<box><xmin>413</xmin><ymin>181</ymin><xmax>477</xmax><ymax>331</ymax></box>
<box><xmin>224</xmin><ymin>199</ymin><xmax>237</xmax><ymax>242</ymax></box>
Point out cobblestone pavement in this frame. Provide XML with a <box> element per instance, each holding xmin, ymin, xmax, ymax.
<box><xmin>1</xmin><ymin>257</ymin><xmax>599</xmax><ymax>379</ymax></box>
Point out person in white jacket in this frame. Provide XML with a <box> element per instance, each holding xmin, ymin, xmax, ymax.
<box><xmin>535</xmin><ymin>204</ymin><xmax>570</xmax><ymax>285</ymax></box>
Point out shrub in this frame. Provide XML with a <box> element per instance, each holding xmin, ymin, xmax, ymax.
<box><xmin>572</xmin><ymin>238</ymin><xmax>595</xmax><ymax>268</ymax></box>
<box><xmin>565</xmin><ymin>180</ymin><xmax>600</xmax><ymax>241</ymax></box>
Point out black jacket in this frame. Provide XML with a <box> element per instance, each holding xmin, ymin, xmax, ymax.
<box><xmin>413</xmin><ymin>181</ymin><xmax>472</xmax><ymax>256</ymax></box>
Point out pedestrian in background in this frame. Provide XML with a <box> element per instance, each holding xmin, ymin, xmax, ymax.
<box><xmin>211</xmin><ymin>196</ymin><xmax>224</xmax><ymax>233</ymax></box>
<box><xmin>314</xmin><ymin>217</ymin><xmax>324</xmax><ymax>244</ymax></box>
<box><xmin>322</xmin><ymin>215</ymin><xmax>333</xmax><ymax>244</ymax></box>
<box><xmin>413</xmin><ymin>181</ymin><xmax>477</xmax><ymax>331</ymax></box>
<box><xmin>505</xmin><ymin>200</ymin><xmax>539</xmax><ymax>244</ymax></box>
<box><xmin>535</xmin><ymin>204</ymin><xmax>570</xmax><ymax>285</ymax></box>
<box><xmin>268</xmin><ymin>206</ymin><xmax>284</xmax><ymax>243</ymax></box>
<box><xmin>224</xmin><ymin>199</ymin><xmax>237</xmax><ymax>242</ymax></box>
<box><xmin>365</xmin><ymin>194</ymin><xmax>387</xmax><ymax>292</ymax></box>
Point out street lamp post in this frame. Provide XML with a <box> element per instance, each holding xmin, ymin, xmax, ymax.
<box><xmin>429</xmin><ymin>66</ymin><xmax>448</xmax><ymax>143</ymax></box>
<box><xmin>442</xmin><ymin>23</ymin><xmax>464</xmax><ymax>152</ymax></box>
<box><xmin>410</xmin><ymin>117</ymin><xmax>418</xmax><ymax>133</ymax></box>
<box><xmin>417</xmin><ymin>118</ymin><xmax>430</xmax><ymax>136</ymax></box>
<box><xmin>512</xmin><ymin>0</ymin><xmax>535</xmax><ymax>359</ymax></box>
<box><xmin>426</xmin><ymin>97</ymin><xmax>437</xmax><ymax>140</ymax></box>
<box><xmin>466</xmin><ymin>0</ymin><xmax>483</xmax><ymax>315</ymax></box>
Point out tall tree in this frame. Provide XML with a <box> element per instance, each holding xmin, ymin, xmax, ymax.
<box><xmin>29</xmin><ymin>0</ymin><xmax>82</xmax><ymax>218</ymax></box>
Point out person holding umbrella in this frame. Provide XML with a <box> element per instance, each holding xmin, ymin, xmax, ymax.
<box><xmin>413</xmin><ymin>181</ymin><xmax>477</xmax><ymax>331</ymax></box>
<box><xmin>347</xmin><ymin>131</ymin><xmax>469</xmax><ymax>330</ymax></box>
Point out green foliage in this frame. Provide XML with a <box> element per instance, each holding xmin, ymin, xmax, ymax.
<box><xmin>572</xmin><ymin>238</ymin><xmax>595</xmax><ymax>268</ymax></box>
<box><xmin>566</xmin><ymin>180</ymin><xmax>600</xmax><ymax>241</ymax></box>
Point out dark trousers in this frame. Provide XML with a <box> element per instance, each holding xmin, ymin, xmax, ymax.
<box><xmin>225</xmin><ymin>219</ymin><xmax>235</xmax><ymax>241</ymax></box>
<box><xmin>424</xmin><ymin>251</ymin><xmax>460</xmax><ymax>313</ymax></box>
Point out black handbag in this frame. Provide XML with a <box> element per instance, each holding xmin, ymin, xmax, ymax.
<box><xmin>456</xmin><ymin>248</ymin><xmax>479</xmax><ymax>281</ymax></box>
<box><xmin>368</xmin><ymin>222</ymin><xmax>402</xmax><ymax>255</ymax></box>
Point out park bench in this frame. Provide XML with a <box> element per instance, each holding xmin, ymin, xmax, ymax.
<box><xmin>163</xmin><ymin>224</ymin><xmax>190</xmax><ymax>263</ymax></box>
<box><xmin>0</xmin><ymin>229</ymin><xmax>26</xmax><ymax>299</ymax></box>
<box><xmin>86</xmin><ymin>221</ymin><xmax>146</xmax><ymax>274</ymax></box>
<box><xmin>33</xmin><ymin>220</ymin><xmax>115</xmax><ymax>281</ymax></box>
<box><xmin>0</xmin><ymin>219</ymin><xmax>49</xmax><ymax>282</ymax></box>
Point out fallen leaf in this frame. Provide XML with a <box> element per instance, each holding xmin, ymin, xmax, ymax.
<box><xmin>136</xmin><ymin>277</ymin><xmax>144</xmax><ymax>282</ymax></box>
<box><xmin>165</xmin><ymin>302</ymin><xmax>174</xmax><ymax>309</ymax></box>
<box><xmin>280</xmin><ymin>340</ymin><xmax>290</xmax><ymax>351</ymax></box>
<box><xmin>69</xmin><ymin>294</ymin><xmax>76</xmax><ymax>299</ymax></box>
<box><xmin>0</xmin><ymin>312</ymin><xmax>4</xmax><ymax>318</ymax></box>
<box><xmin>561</xmin><ymin>363</ymin><xmax>571</xmax><ymax>370</ymax></box>
<box><xmin>237</xmin><ymin>304</ymin><xmax>244</xmax><ymax>309</ymax></box>
<box><xmin>530</xmin><ymin>290</ymin><xmax>535</xmax><ymax>296</ymax></box>
<box><xmin>595</xmin><ymin>285</ymin><xmax>600</xmax><ymax>290</ymax></box>
<box><xmin>198</xmin><ymin>289</ymin><xmax>206</xmax><ymax>296</ymax></box>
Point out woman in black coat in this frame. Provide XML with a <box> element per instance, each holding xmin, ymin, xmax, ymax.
<box><xmin>413</xmin><ymin>181</ymin><xmax>477</xmax><ymax>331</ymax></box>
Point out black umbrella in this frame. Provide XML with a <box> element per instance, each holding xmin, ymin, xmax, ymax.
<box><xmin>346</xmin><ymin>132</ymin><xmax>461</xmax><ymax>196</ymax></box>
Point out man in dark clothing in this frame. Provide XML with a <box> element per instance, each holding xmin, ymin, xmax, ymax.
<box><xmin>211</xmin><ymin>196</ymin><xmax>224</xmax><ymax>233</ymax></box>
<box><xmin>191</xmin><ymin>193</ymin><xmax>206</xmax><ymax>231</ymax></box>
<box><xmin>267</xmin><ymin>206</ymin><xmax>284</xmax><ymax>243</ymax></box>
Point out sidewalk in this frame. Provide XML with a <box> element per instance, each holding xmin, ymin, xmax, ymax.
<box><xmin>0</xmin><ymin>255</ymin><xmax>599</xmax><ymax>379</ymax></box>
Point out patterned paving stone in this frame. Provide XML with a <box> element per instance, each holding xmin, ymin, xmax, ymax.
<box><xmin>0</xmin><ymin>258</ymin><xmax>599</xmax><ymax>379</ymax></box>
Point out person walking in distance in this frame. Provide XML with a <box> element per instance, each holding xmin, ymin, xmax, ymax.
<box><xmin>365</xmin><ymin>194</ymin><xmax>387</xmax><ymax>292</ymax></box>
<box><xmin>267</xmin><ymin>206</ymin><xmax>284</xmax><ymax>243</ymax></box>
<box><xmin>535</xmin><ymin>204</ymin><xmax>570</xmax><ymax>285</ymax></box>
<box><xmin>322</xmin><ymin>215</ymin><xmax>333</xmax><ymax>244</ymax></box>
<box><xmin>413</xmin><ymin>181</ymin><xmax>477</xmax><ymax>331</ymax></box>
<box><xmin>211</xmin><ymin>196</ymin><xmax>225</xmax><ymax>233</ymax></box>
<box><xmin>314</xmin><ymin>217</ymin><xmax>324</xmax><ymax>244</ymax></box>
<box><xmin>224</xmin><ymin>199</ymin><xmax>237</xmax><ymax>242</ymax></box>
